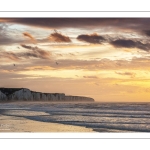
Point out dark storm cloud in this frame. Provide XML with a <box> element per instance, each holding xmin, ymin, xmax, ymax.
<box><xmin>110</xmin><ymin>39</ymin><xmax>150</xmax><ymax>51</ymax></box>
<box><xmin>143</xmin><ymin>30</ymin><xmax>150</xmax><ymax>36</ymax></box>
<box><xmin>21</xmin><ymin>44</ymin><xmax>51</xmax><ymax>59</ymax></box>
<box><xmin>2</xmin><ymin>18</ymin><xmax>150</xmax><ymax>31</ymax></box>
<box><xmin>76</xmin><ymin>31</ymin><xmax>150</xmax><ymax>51</ymax></box>
<box><xmin>2</xmin><ymin>18</ymin><xmax>150</xmax><ymax>47</ymax></box>
<box><xmin>49</xmin><ymin>30</ymin><xmax>71</xmax><ymax>43</ymax></box>
<box><xmin>77</xmin><ymin>33</ymin><xmax>105</xmax><ymax>44</ymax></box>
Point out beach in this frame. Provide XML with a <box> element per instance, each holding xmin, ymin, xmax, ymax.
<box><xmin>0</xmin><ymin>102</ymin><xmax>95</xmax><ymax>132</ymax></box>
<box><xmin>0</xmin><ymin>114</ymin><xmax>94</xmax><ymax>132</ymax></box>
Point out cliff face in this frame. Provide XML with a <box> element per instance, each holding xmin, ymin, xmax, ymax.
<box><xmin>0</xmin><ymin>88</ymin><xmax>94</xmax><ymax>102</ymax></box>
<box><xmin>0</xmin><ymin>90</ymin><xmax>7</xmax><ymax>100</ymax></box>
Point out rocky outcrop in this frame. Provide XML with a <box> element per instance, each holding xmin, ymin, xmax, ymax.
<box><xmin>0</xmin><ymin>88</ymin><xmax>94</xmax><ymax>102</ymax></box>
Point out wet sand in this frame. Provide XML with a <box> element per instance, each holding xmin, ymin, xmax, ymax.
<box><xmin>0</xmin><ymin>114</ymin><xmax>94</xmax><ymax>132</ymax></box>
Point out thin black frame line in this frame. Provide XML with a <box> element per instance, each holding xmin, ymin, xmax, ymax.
<box><xmin>1</xmin><ymin>11</ymin><xmax>150</xmax><ymax>12</ymax></box>
<box><xmin>0</xmin><ymin>138</ymin><xmax>150</xmax><ymax>139</ymax></box>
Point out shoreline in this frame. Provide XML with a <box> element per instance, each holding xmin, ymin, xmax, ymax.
<box><xmin>0</xmin><ymin>101</ymin><xmax>95</xmax><ymax>132</ymax></box>
<box><xmin>0</xmin><ymin>114</ymin><xmax>95</xmax><ymax>132</ymax></box>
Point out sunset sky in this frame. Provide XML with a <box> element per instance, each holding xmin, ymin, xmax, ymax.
<box><xmin>1</xmin><ymin>18</ymin><xmax>150</xmax><ymax>102</ymax></box>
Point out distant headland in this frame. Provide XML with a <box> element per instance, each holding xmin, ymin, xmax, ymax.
<box><xmin>0</xmin><ymin>88</ymin><xmax>94</xmax><ymax>102</ymax></box>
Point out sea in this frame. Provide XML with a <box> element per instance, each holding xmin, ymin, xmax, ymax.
<box><xmin>0</xmin><ymin>102</ymin><xmax>150</xmax><ymax>132</ymax></box>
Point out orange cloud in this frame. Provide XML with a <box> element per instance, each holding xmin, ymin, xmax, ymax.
<box><xmin>49</xmin><ymin>30</ymin><xmax>71</xmax><ymax>43</ymax></box>
<box><xmin>0</xmin><ymin>51</ymin><xmax>20</xmax><ymax>61</ymax></box>
<box><xmin>21</xmin><ymin>44</ymin><xmax>52</xmax><ymax>59</ymax></box>
<box><xmin>23</xmin><ymin>32</ymin><xmax>36</xmax><ymax>43</ymax></box>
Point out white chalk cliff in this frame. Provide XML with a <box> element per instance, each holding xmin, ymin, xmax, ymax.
<box><xmin>0</xmin><ymin>90</ymin><xmax>7</xmax><ymax>100</ymax></box>
<box><xmin>0</xmin><ymin>88</ymin><xmax>94</xmax><ymax>102</ymax></box>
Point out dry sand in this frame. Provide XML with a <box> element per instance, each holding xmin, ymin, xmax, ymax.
<box><xmin>0</xmin><ymin>114</ymin><xmax>95</xmax><ymax>132</ymax></box>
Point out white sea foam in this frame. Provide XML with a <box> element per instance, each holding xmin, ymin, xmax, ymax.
<box><xmin>0</xmin><ymin>102</ymin><xmax>150</xmax><ymax>132</ymax></box>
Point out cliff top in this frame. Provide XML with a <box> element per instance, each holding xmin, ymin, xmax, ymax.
<box><xmin>0</xmin><ymin>88</ymin><xmax>24</xmax><ymax>96</ymax></box>
<box><xmin>0</xmin><ymin>88</ymin><xmax>65</xmax><ymax>96</ymax></box>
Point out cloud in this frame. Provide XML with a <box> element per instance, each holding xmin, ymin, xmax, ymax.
<box><xmin>49</xmin><ymin>30</ymin><xmax>71</xmax><ymax>43</ymax></box>
<box><xmin>20</xmin><ymin>44</ymin><xmax>32</xmax><ymax>49</ymax></box>
<box><xmin>38</xmin><ymin>57</ymin><xmax>150</xmax><ymax>71</ymax></box>
<box><xmin>0</xmin><ymin>51</ymin><xmax>20</xmax><ymax>61</ymax></box>
<box><xmin>23</xmin><ymin>32</ymin><xmax>36</xmax><ymax>42</ymax></box>
<box><xmin>18</xmin><ymin>52</ymin><xmax>40</xmax><ymax>59</ymax></box>
<box><xmin>0</xmin><ymin>44</ymin><xmax>52</xmax><ymax>61</ymax></box>
<box><xmin>77</xmin><ymin>33</ymin><xmax>105</xmax><ymax>44</ymax></box>
<box><xmin>69</xmin><ymin>53</ymin><xmax>76</xmax><ymax>56</ymax></box>
<box><xmin>94</xmin><ymin>82</ymin><xmax>99</xmax><ymax>86</ymax></box>
<box><xmin>30</xmin><ymin>57</ymin><xmax>150</xmax><ymax>71</ymax></box>
<box><xmin>24</xmin><ymin>66</ymin><xmax>54</xmax><ymax>71</ymax></box>
<box><xmin>0</xmin><ymin>50</ymin><xmax>40</xmax><ymax>61</ymax></box>
<box><xmin>83</xmin><ymin>76</ymin><xmax>98</xmax><ymax>79</ymax></box>
<box><xmin>2</xmin><ymin>54</ymin><xmax>150</xmax><ymax>73</ymax></box>
<box><xmin>0</xmin><ymin>24</ymin><xmax>26</xmax><ymax>45</ymax></box>
<box><xmin>0</xmin><ymin>24</ymin><xmax>18</xmax><ymax>45</ymax></box>
<box><xmin>21</xmin><ymin>44</ymin><xmax>52</xmax><ymax>59</ymax></box>
<box><xmin>115</xmin><ymin>71</ymin><xmax>136</xmax><ymax>78</ymax></box>
<box><xmin>110</xmin><ymin>39</ymin><xmax>150</xmax><ymax>51</ymax></box>
<box><xmin>0</xmin><ymin>58</ymin><xmax>148</xmax><ymax>80</ymax></box>
<box><xmin>143</xmin><ymin>30</ymin><xmax>150</xmax><ymax>36</ymax></box>
<box><xmin>2</xmin><ymin>18</ymin><xmax>150</xmax><ymax>31</ymax></box>
<box><xmin>0</xmin><ymin>70</ymin><xmax>29</xmax><ymax>79</ymax></box>
<box><xmin>0</xmin><ymin>36</ymin><xmax>18</xmax><ymax>45</ymax></box>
